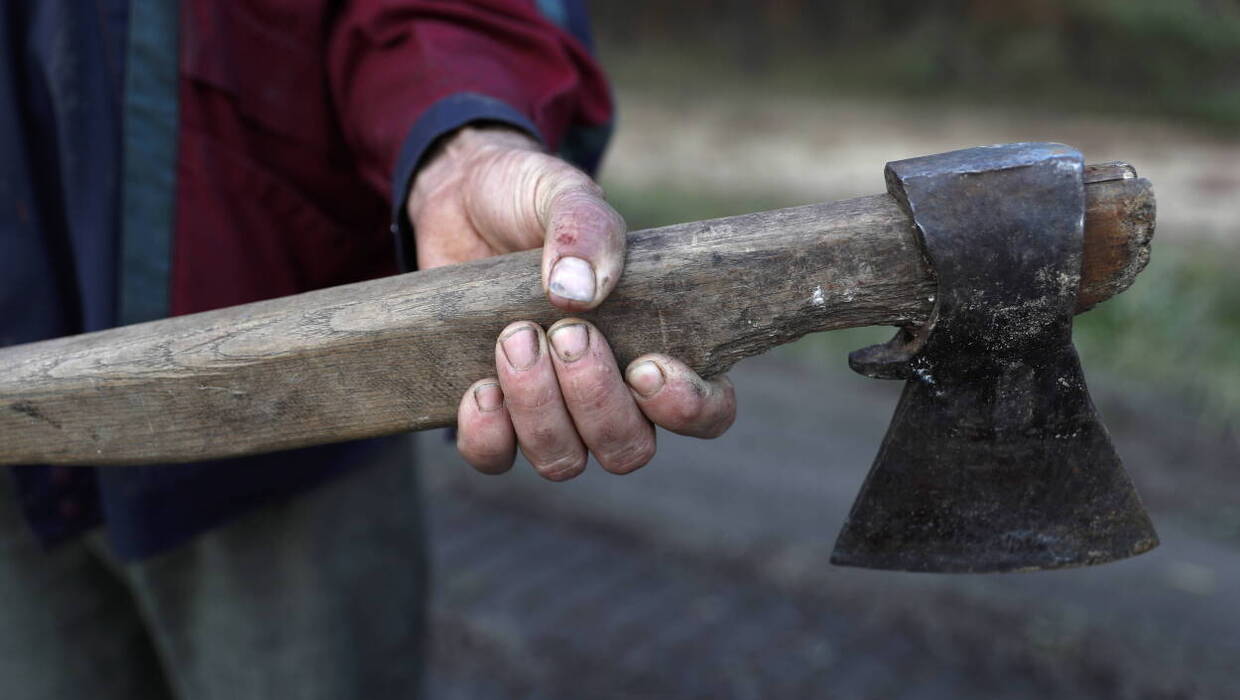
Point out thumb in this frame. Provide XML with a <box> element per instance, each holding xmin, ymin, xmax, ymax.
<box><xmin>537</xmin><ymin>168</ymin><xmax>627</xmax><ymax>311</ymax></box>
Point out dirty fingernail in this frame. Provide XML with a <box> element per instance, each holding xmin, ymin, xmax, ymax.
<box><xmin>474</xmin><ymin>383</ymin><xmax>503</xmax><ymax>412</ymax></box>
<box><xmin>501</xmin><ymin>327</ymin><xmax>539</xmax><ymax>370</ymax></box>
<box><xmin>549</xmin><ymin>256</ymin><xmax>596</xmax><ymax>303</ymax></box>
<box><xmin>627</xmin><ymin>361</ymin><xmax>664</xmax><ymax>397</ymax></box>
<box><xmin>549</xmin><ymin>323</ymin><xmax>590</xmax><ymax>362</ymax></box>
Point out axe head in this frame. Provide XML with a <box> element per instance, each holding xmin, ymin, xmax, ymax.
<box><xmin>830</xmin><ymin>143</ymin><xmax>1158</xmax><ymax>573</ymax></box>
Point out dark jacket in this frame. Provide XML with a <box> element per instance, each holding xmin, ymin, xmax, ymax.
<box><xmin>1</xmin><ymin>0</ymin><xmax>612</xmax><ymax>559</ymax></box>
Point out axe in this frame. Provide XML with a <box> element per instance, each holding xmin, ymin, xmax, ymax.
<box><xmin>1</xmin><ymin>143</ymin><xmax>1157</xmax><ymax>572</ymax></box>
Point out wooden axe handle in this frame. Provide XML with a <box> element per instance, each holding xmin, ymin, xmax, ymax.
<box><xmin>0</xmin><ymin>164</ymin><xmax>1153</xmax><ymax>465</ymax></box>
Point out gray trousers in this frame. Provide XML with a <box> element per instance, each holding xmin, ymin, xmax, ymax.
<box><xmin>0</xmin><ymin>436</ymin><xmax>428</xmax><ymax>700</ymax></box>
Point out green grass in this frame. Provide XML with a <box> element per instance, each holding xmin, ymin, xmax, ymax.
<box><xmin>606</xmin><ymin>183</ymin><xmax>1240</xmax><ymax>437</ymax></box>
<box><xmin>1073</xmin><ymin>243</ymin><xmax>1240</xmax><ymax>431</ymax></box>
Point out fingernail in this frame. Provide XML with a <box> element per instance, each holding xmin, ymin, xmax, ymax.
<box><xmin>549</xmin><ymin>256</ymin><xmax>596</xmax><ymax>303</ymax></box>
<box><xmin>501</xmin><ymin>326</ymin><xmax>539</xmax><ymax>370</ymax></box>
<box><xmin>473</xmin><ymin>383</ymin><xmax>503</xmax><ymax>412</ymax></box>
<box><xmin>549</xmin><ymin>323</ymin><xmax>590</xmax><ymax>363</ymax></box>
<box><xmin>627</xmin><ymin>361</ymin><xmax>664</xmax><ymax>397</ymax></box>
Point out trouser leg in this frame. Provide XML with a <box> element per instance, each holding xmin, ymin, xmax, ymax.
<box><xmin>0</xmin><ymin>473</ymin><xmax>173</xmax><ymax>700</ymax></box>
<box><xmin>111</xmin><ymin>435</ymin><xmax>429</xmax><ymax>700</ymax></box>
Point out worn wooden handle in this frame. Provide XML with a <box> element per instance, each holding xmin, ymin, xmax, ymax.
<box><xmin>0</xmin><ymin>165</ymin><xmax>1153</xmax><ymax>465</ymax></box>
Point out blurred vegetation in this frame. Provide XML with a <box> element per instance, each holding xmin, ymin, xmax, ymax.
<box><xmin>1073</xmin><ymin>243</ymin><xmax>1240</xmax><ymax>430</ymax></box>
<box><xmin>594</xmin><ymin>0</ymin><xmax>1240</xmax><ymax>127</ymax></box>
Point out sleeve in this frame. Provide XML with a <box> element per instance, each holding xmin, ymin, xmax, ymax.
<box><xmin>326</xmin><ymin>0</ymin><xmax>614</xmax><ymax>270</ymax></box>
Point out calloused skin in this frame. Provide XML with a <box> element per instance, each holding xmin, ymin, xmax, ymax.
<box><xmin>407</xmin><ymin>126</ymin><xmax>736</xmax><ymax>480</ymax></box>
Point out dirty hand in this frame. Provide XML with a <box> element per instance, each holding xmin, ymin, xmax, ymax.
<box><xmin>407</xmin><ymin>126</ymin><xmax>736</xmax><ymax>480</ymax></box>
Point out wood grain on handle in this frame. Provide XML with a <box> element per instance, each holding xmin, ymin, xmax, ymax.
<box><xmin>0</xmin><ymin>168</ymin><xmax>1153</xmax><ymax>466</ymax></box>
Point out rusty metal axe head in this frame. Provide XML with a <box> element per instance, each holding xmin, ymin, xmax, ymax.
<box><xmin>830</xmin><ymin>143</ymin><xmax>1159</xmax><ymax>573</ymax></box>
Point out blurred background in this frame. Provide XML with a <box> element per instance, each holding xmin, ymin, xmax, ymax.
<box><xmin>423</xmin><ymin>2</ymin><xmax>1239</xmax><ymax>698</ymax></box>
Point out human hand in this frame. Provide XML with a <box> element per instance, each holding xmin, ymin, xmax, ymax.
<box><xmin>407</xmin><ymin>126</ymin><xmax>736</xmax><ymax>480</ymax></box>
<box><xmin>407</xmin><ymin>125</ymin><xmax>622</xmax><ymax>310</ymax></box>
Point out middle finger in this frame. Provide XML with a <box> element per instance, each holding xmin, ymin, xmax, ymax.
<box><xmin>496</xmin><ymin>322</ymin><xmax>587</xmax><ymax>481</ymax></box>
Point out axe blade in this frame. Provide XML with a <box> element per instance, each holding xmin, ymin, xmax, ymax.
<box><xmin>830</xmin><ymin>345</ymin><xmax>1159</xmax><ymax>572</ymax></box>
<box><xmin>831</xmin><ymin>143</ymin><xmax>1158</xmax><ymax>573</ymax></box>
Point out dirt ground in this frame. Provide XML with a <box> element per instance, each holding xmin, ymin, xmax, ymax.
<box><xmin>421</xmin><ymin>355</ymin><xmax>1239</xmax><ymax>699</ymax></box>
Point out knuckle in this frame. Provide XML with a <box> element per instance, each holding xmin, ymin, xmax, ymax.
<box><xmin>546</xmin><ymin>161</ymin><xmax>597</xmax><ymax>192</ymax></box>
<box><xmin>598</xmin><ymin>435</ymin><xmax>656</xmax><ymax>475</ymax></box>
<box><xmin>697</xmin><ymin>400</ymin><xmax>737</xmax><ymax>439</ymax></box>
<box><xmin>523</xmin><ymin>425</ymin><xmax>563</xmax><ymax>452</ymax></box>
<box><xmin>503</xmin><ymin>384</ymin><xmax>559</xmax><ymax>411</ymax></box>
<box><xmin>697</xmin><ymin>415</ymin><xmax>732</xmax><ymax>439</ymax></box>
<box><xmin>709</xmin><ymin>384</ymin><xmax>739</xmax><ymax>431</ymax></box>
<box><xmin>535</xmin><ymin>163</ymin><xmax>595</xmax><ymax>209</ymax></box>
<box><xmin>565</xmin><ymin>374</ymin><xmax>615</xmax><ymax>412</ymax></box>
<box><xmin>456</xmin><ymin>425</ymin><xmax>493</xmax><ymax>453</ymax></box>
<box><xmin>665</xmin><ymin>395</ymin><xmax>704</xmax><ymax>428</ymax></box>
<box><xmin>457</xmin><ymin>440</ymin><xmax>511</xmax><ymax>474</ymax></box>
<box><xmin>533</xmin><ymin>450</ymin><xmax>587</xmax><ymax>481</ymax></box>
<box><xmin>719</xmin><ymin>399</ymin><xmax>739</xmax><ymax>428</ymax></box>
